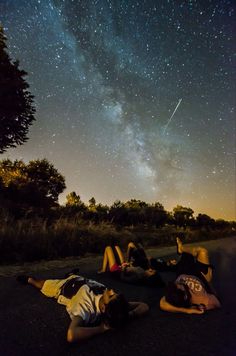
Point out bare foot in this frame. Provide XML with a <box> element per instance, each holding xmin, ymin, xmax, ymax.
<box><xmin>97</xmin><ymin>270</ymin><xmax>105</xmax><ymax>274</ymax></box>
<box><xmin>176</xmin><ymin>237</ymin><xmax>183</xmax><ymax>254</ymax></box>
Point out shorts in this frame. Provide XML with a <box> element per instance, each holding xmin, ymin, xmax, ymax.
<box><xmin>41</xmin><ymin>275</ymin><xmax>78</xmax><ymax>298</ymax></box>
<box><xmin>110</xmin><ymin>263</ymin><xmax>121</xmax><ymax>272</ymax></box>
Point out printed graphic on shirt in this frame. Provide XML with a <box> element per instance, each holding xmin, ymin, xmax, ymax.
<box><xmin>176</xmin><ymin>275</ymin><xmax>206</xmax><ymax>294</ymax></box>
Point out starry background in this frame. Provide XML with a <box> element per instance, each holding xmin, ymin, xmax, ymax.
<box><xmin>0</xmin><ymin>0</ymin><xmax>235</xmax><ymax>220</ymax></box>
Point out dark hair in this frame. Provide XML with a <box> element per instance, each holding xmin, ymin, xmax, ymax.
<box><xmin>165</xmin><ymin>282</ymin><xmax>191</xmax><ymax>308</ymax></box>
<box><xmin>130</xmin><ymin>245</ymin><xmax>149</xmax><ymax>270</ymax></box>
<box><xmin>145</xmin><ymin>271</ymin><xmax>165</xmax><ymax>287</ymax></box>
<box><xmin>103</xmin><ymin>294</ymin><xmax>129</xmax><ymax>328</ymax></box>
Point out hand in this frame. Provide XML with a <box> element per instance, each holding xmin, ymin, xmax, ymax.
<box><xmin>197</xmin><ymin>304</ymin><xmax>206</xmax><ymax>313</ymax></box>
<box><xmin>188</xmin><ymin>305</ymin><xmax>206</xmax><ymax>314</ymax></box>
<box><xmin>121</xmin><ymin>262</ymin><xmax>130</xmax><ymax>268</ymax></box>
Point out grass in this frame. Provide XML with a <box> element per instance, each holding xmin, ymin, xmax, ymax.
<box><xmin>0</xmin><ymin>216</ymin><xmax>234</xmax><ymax>264</ymax></box>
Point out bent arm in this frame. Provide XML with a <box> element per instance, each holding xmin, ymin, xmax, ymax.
<box><xmin>67</xmin><ymin>316</ymin><xmax>108</xmax><ymax>343</ymax></box>
<box><xmin>128</xmin><ymin>301</ymin><xmax>149</xmax><ymax>318</ymax></box>
<box><xmin>160</xmin><ymin>297</ymin><xmax>204</xmax><ymax>315</ymax></box>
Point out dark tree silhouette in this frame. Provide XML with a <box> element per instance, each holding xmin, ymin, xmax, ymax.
<box><xmin>173</xmin><ymin>205</ymin><xmax>194</xmax><ymax>227</ymax></box>
<box><xmin>89</xmin><ymin>197</ymin><xmax>96</xmax><ymax>209</ymax></box>
<box><xmin>196</xmin><ymin>213</ymin><xmax>215</xmax><ymax>229</ymax></box>
<box><xmin>145</xmin><ymin>202</ymin><xmax>168</xmax><ymax>227</ymax></box>
<box><xmin>0</xmin><ymin>158</ymin><xmax>66</xmax><ymax>207</ymax></box>
<box><xmin>0</xmin><ymin>26</ymin><xmax>35</xmax><ymax>153</ymax></box>
<box><xmin>109</xmin><ymin>200</ymin><xmax>128</xmax><ymax>225</ymax></box>
<box><xmin>26</xmin><ymin>159</ymin><xmax>66</xmax><ymax>205</ymax></box>
<box><xmin>66</xmin><ymin>191</ymin><xmax>82</xmax><ymax>206</ymax></box>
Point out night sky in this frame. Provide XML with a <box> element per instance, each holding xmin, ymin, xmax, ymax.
<box><xmin>0</xmin><ymin>0</ymin><xmax>235</xmax><ymax>220</ymax></box>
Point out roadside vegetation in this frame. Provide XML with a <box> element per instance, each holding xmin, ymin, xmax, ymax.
<box><xmin>0</xmin><ymin>175</ymin><xmax>235</xmax><ymax>264</ymax></box>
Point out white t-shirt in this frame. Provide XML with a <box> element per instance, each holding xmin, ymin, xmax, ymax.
<box><xmin>57</xmin><ymin>277</ymin><xmax>105</xmax><ymax>325</ymax></box>
<box><xmin>66</xmin><ymin>284</ymin><xmax>103</xmax><ymax>324</ymax></box>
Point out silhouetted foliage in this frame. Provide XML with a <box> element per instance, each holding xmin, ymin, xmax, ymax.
<box><xmin>144</xmin><ymin>202</ymin><xmax>168</xmax><ymax>227</ymax></box>
<box><xmin>66</xmin><ymin>191</ymin><xmax>82</xmax><ymax>206</ymax></box>
<box><xmin>173</xmin><ymin>205</ymin><xmax>194</xmax><ymax>227</ymax></box>
<box><xmin>109</xmin><ymin>200</ymin><xmax>128</xmax><ymax>226</ymax></box>
<box><xmin>88</xmin><ymin>197</ymin><xmax>96</xmax><ymax>209</ymax></box>
<box><xmin>215</xmin><ymin>219</ymin><xmax>230</xmax><ymax>229</ymax></box>
<box><xmin>196</xmin><ymin>214</ymin><xmax>215</xmax><ymax>229</ymax></box>
<box><xmin>0</xmin><ymin>186</ymin><xmax>235</xmax><ymax>263</ymax></box>
<box><xmin>0</xmin><ymin>158</ymin><xmax>66</xmax><ymax>208</ymax></box>
<box><xmin>0</xmin><ymin>26</ymin><xmax>35</xmax><ymax>153</ymax></box>
<box><xmin>108</xmin><ymin>199</ymin><xmax>168</xmax><ymax>227</ymax></box>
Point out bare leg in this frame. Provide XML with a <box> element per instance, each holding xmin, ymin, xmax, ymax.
<box><xmin>115</xmin><ymin>245</ymin><xmax>125</xmax><ymax>264</ymax></box>
<box><xmin>98</xmin><ymin>246</ymin><xmax>117</xmax><ymax>273</ymax></box>
<box><xmin>127</xmin><ymin>242</ymin><xmax>137</xmax><ymax>261</ymax></box>
<box><xmin>176</xmin><ymin>237</ymin><xmax>212</xmax><ymax>282</ymax></box>
<box><xmin>28</xmin><ymin>277</ymin><xmax>45</xmax><ymax>290</ymax></box>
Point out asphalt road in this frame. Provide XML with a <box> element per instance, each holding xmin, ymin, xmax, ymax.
<box><xmin>0</xmin><ymin>237</ymin><xmax>235</xmax><ymax>356</ymax></box>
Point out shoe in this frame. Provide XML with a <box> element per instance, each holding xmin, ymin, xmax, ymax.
<box><xmin>16</xmin><ymin>275</ymin><xmax>30</xmax><ymax>285</ymax></box>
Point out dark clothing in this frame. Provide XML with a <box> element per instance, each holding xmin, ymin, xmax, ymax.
<box><xmin>128</xmin><ymin>245</ymin><xmax>177</xmax><ymax>273</ymax></box>
<box><xmin>176</xmin><ymin>253</ymin><xmax>213</xmax><ymax>294</ymax></box>
<box><xmin>61</xmin><ymin>277</ymin><xmax>106</xmax><ymax>299</ymax></box>
<box><xmin>127</xmin><ymin>244</ymin><xmax>150</xmax><ymax>270</ymax></box>
<box><xmin>149</xmin><ymin>258</ymin><xmax>177</xmax><ymax>272</ymax></box>
<box><xmin>109</xmin><ymin>245</ymin><xmax>165</xmax><ymax>287</ymax></box>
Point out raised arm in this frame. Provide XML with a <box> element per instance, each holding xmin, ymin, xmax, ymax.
<box><xmin>128</xmin><ymin>301</ymin><xmax>149</xmax><ymax>318</ymax></box>
<box><xmin>160</xmin><ymin>296</ymin><xmax>204</xmax><ymax>315</ymax></box>
<box><xmin>67</xmin><ymin>316</ymin><xmax>109</xmax><ymax>343</ymax></box>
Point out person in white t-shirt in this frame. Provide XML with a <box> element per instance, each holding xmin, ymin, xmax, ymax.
<box><xmin>160</xmin><ymin>238</ymin><xmax>221</xmax><ymax>314</ymax></box>
<box><xmin>17</xmin><ymin>272</ymin><xmax>149</xmax><ymax>343</ymax></box>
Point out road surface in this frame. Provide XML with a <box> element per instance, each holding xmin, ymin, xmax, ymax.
<box><xmin>0</xmin><ymin>237</ymin><xmax>235</xmax><ymax>356</ymax></box>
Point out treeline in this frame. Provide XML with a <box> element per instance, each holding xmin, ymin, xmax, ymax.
<box><xmin>0</xmin><ymin>158</ymin><xmax>234</xmax><ymax>230</ymax></box>
<box><xmin>0</xmin><ymin>158</ymin><xmax>235</xmax><ymax>264</ymax></box>
<box><xmin>63</xmin><ymin>195</ymin><xmax>234</xmax><ymax>231</ymax></box>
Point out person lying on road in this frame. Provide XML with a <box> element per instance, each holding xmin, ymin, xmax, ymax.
<box><xmin>160</xmin><ymin>238</ymin><xmax>221</xmax><ymax>315</ymax></box>
<box><xmin>98</xmin><ymin>243</ymin><xmax>165</xmax><ymax>287</ymax></box>
<box><xmin>17</xmin><ymin>272</ymin><xmax>149</xmax><ymax>343</ymax></box>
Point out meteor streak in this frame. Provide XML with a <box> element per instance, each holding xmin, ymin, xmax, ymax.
<box><xmin>163</xmin><ymin>98</ymin><xmax>182</xmax><ymax>134</ymax></box>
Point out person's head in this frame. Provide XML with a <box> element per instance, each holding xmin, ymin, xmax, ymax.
<box><xmin>144</xmin><ymin>269</ymin><xmax>165</xmax><ymax>287</ymax></box>
<box><xmin>101</xmin><ymin>289</ymin><xmax>129</xmax><ymax>328</ymax></box>
<box><xmin>165</xmin><ymin>281</ymin><xmax>192</xmax><ymax>307</ymax></box>
<box><xmin>131</xmin><ymin>246</ymin><xmax>149</xmax><ymax>270</ymax></box>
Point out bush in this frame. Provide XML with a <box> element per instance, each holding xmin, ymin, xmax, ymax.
<box><xmin>0</xmin><ymin>212</ymin><xmax>234</xmax><ymax>264</ymax></box>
